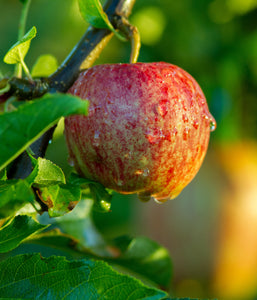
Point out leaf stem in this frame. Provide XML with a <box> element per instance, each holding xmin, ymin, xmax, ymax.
<box><xmin>15</xmin><ymin>0</ymin><xmax>32</xmax><ymax>78</ymax></box>
<box><xmin>4</xmin><ymin>96</ymin><xmax>16</xmax><ymax>112</ymax></box>
<box><xmin>20</xmin><ymin>57</ymin><xmax>33</xmax><ymax>81</ymax></box>
<box><xmin>0</xmin><ymin>82</ymin><xmax>10</xmax><ymax>96</ymax></box>
<box><xmin>129</xmin><ymin>25</ymin><xmax>140</xmax><ymax>63</ymax></box>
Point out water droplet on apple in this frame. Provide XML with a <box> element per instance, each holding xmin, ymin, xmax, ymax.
<box><xmin>117</xmin><ymin>180</ymin><xmax>124</xmax><ymax>186</ymax></box>
<box><xmin>143</xmin><ymin>168</ymin><xmax>150</xmax><ymax>177</ymax></box>
<box><xmin>134</xmin><ymin>170</ymin><xmax>143</xmax><ymax>175</ymax></box>
<box><xmin>124</xmin><ymin>151</ymin><xmax>133</xmax><ymax>159</ymax></box>
<box><xmin>89</xmin><ymin>105</ymin><xmax>101</xmax><ymax>114</ymax></box>
<box><xmin>115</xmin><ymin>178</ymin><xmax>124</xmax><ymax>186</ymax></box>
<box><xmin>183</xmin><ymin>127</ymin><xmax>190</xmax><ymax>141</ymax></box>
<box><xmin>135</xmin><ymin>168</ymin><xmax>150</xmax><ymax>177</ymax></box>
<box><xmin>192</xmin><ymin>119</ymin><xmax>199</xmax><ymax>130</ymax></box>
<box><xmin>68</xmin><ymin>156</ymin><xmax>75</xmax><ymax>167</ymax></box>
<box><xmin>145</xmin><ymin>129</ymin><xmax>161</xmax><ymax>144</ymax></box>
<box><xmin>182</xmin><ymin>114</ymin><xmax>189</xmax><ymax>123</ymax></box>
<box><xmin>172</xmin><ymin>127</ymin><xmax>178</xmax><ymax>136</ymax></box>
<box><xmin>160</xmin><ymin>129</ymin><xmax>166</xmax><ymax>139</ymax></box>
<box><xmin>138</xmin><ymin>191</ymin><xmax>152</xmax><ymax>202</ymax></box>
<box><xmin>93</xmin><ymin>130</ymin><xmax>100</xmax><ymax>146</ymax></box>
<box><xmin>202</xmin><ymin>113</ymin><xmax>209</xmax><ymax>121</ymax></box>
<box><xmin>202</xmin><ymin>112</ymin><xmax>216</xmax><ymax>132</ymax></box>
<box><xmin>161</xmin><ymin>68</ymin><xmax>170</xmax><ymax>77</ymax></box>
<box><xmin>153</xmin><ymin>197</ymin><xmax>171</xmax><ymax>204</ymax></box>
<box><xmin>157</xmin><ymin>99</ymin><xmax>168</xmax><ymax>117</ymax></box>
<box><xmin>210</xmin><ymin>119</ymin><xmax>216</xmax><ymax>132</ymax></box>
<box><xmin>107</xmin><ymin>98</ymin><xmax>114</xmax><ymax>104</ymax></box>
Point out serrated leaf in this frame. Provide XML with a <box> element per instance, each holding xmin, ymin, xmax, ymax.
<box><xmin>0</xmin><ymin>179</ymin><xmax>35</xmax><ymax>218</ymax></box>
<box><xmin>0</xmin><ymin>215</ymin><xmax>47</xmax><ymax>253</ymax></box>
<box><xmin>38</xmin><ymin>183</ymin><xmax>81</xmax><ymax>217</ymax></box>
<box><xmin>27</xmin><ymin>230</ymin><xmax>172</xmax><ymax>289</ymax></box>
<box><xmin>0</xmin><ymin>254</ymin><xmax>168</xmax><ymax>299</ymax></box>
<box><xmin>31</xmin><ymin>54</ymin><xmax>58</xmax><ymax>77</ymax></box>
<box><xmin>3</xmin><ymin>26</ymin><xmax>37</xmax><ymax>65</ymax></box>
<box><xmin>26</xmin><ymin>157</ymin><xmax>66</xmax><ymax>186</ymax></box>
<box><xmin>78</xmin><ymin>0</ymin><xmax>126</xmax><ymax>41</ymax></box>
<box><xmin>0</xmin><ymin>93</ymin><xmax>89</xmax><ymax>171</ymax></box>
<box><xmin>110</xmin><ymin>236</ymin><xmax>172</xmax><ymax>288</ymax></box>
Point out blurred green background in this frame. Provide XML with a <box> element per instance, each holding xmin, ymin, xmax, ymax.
<box><xmin>1</xmin><ymin>0</ymin><xmax>257</xmax><ymax>299</ymax></box>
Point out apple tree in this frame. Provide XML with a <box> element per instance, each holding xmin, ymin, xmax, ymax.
<box><xmin>0</xmin><ymin>0</ymin><xmax>215</xmax><ymax>299</ymax></box>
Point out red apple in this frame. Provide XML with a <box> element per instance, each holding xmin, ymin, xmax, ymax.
<box><xmin>64</xmin><ymin>62</ymin><xmax>215</xmax><ymax>202</ymax></box>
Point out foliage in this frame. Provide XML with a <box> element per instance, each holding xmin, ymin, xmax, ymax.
<box><xmin>0</xmin><ymin>215</ymin><xmax>47</xmax><ymax>253</ymax></box>
<box><xmin>0</xmin><ymin>93</ymin><xmax>89</xmax><ymax>170</ymax></box>
<box><xmin>78</xmin><ymin>0</ymin><xmax>125</xmax><ymax>40</ymax></box>
<box><xmin>0</xmin><ymin>0</ymin><xmax>180</xmax><ymax>299</ymax></box>
<box><xmin>0</xmin><ymin>254</ymin><xmax>168</xmax><ymax>299</ymax></box>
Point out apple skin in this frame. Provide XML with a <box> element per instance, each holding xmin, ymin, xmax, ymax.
<box><xmin>64</xmin><ymin>62</ymin><xmax>215</xmax><ymax>202</ymax></box>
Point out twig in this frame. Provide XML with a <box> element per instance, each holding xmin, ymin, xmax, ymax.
<box><xmin>15</xmin><ymin>0</ymin><xmax>32</xmax><ymax>78</ymax></box>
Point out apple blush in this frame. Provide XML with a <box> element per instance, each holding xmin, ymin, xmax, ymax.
<box><xmin>64</xmin><ymin>62</ymin><xmax>215</xmax><ymax>202</ymax></box>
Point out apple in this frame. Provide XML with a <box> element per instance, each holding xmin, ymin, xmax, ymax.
<box><xmin>64</xmin><ymin>62</ymin><xmax>215</xmax><ymax>202</ymax></box>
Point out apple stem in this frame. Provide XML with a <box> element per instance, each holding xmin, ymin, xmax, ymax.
<box><xmin>128</xmin><ymin>25</ymin><xmax>141</xmax><ymax>63</ymax></box>
<box><xmin>113</xmin><ymin>16</ymin><xmax>141</xmax><ymax>63</ymax></box>
<box><xmin>116</xmin><ymin>0</ymin><xmax>137</xmax><ymax>17</ymax></box>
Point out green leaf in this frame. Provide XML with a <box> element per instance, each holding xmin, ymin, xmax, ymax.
<box><xmin>0</xmin><ymin>215</ymin><xmax>47</xmax><ymax>253</ymax></box>
<box><xmin>0</xmin><ymin>179</ymin><xmax>35</xmax><ymax>218</ymax></box>
<box><xmin>78</xmin><ymin>0</ymin><xmax>112</xmax><ymax>29</ymax></box>
<box><xmin>69</xmin><ymin>173</ymin><xmax>112</xmax><ymax>213</ymax></box>
<box><xmin>68</xmin><ymin>172</ymin><xmax>95</xmax><ymax>186</ymax></box>
<box><xmin>0</xmin><ymin>93</ymin><xmax>89</xmax><ymax>171</ymax></box>
<box><xmin>78</xmin><ymin>0</ymin><xmax>126</xmax><ymax>41</ymax></box>
<box><xmin>27</xmin><ymin>230</ymin><xmax>172</xmax><ymax>289</ymax></box>
<box><xmin>24</xmin><ymin>229</ymin><xmax>83</xmax><ymax>257</ymax></box>
<box><xmin>31</xmin><ymin>54</ymin><xmax>58</xmax><ymax>77</ymax></box>
<box><xmin>26</xmin><ymin>157</ymin><xmax>66</xmax><ymax>186</ymax></box>
<box><xmin>110</xmin><ymin>236</ymin><xmax>172</xmax><ymax>288</ymax></box>
<box><xmin>3</xmin><ymin>26</ymin><xmax>37</xmax><ymax>65</ymax></box>
<box><xmin>0</xmin><ymin>169</ymin><xmax>7</xmax><ymax>181</ymax></box>
<box><xmin>0</xmin><ymin>254</ymin><xmax>168</xmax><ymax>299</ymax></box>
<box><xmin>38</xmin><ymin>183</ymin><xmax>81</xmax><ymax>217</ymax></box>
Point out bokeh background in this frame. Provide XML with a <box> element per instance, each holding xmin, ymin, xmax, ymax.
<box><xmin>1</xmin><ymin>0</ymin><xmax>257</xmax><ymax>299</ymax></box>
